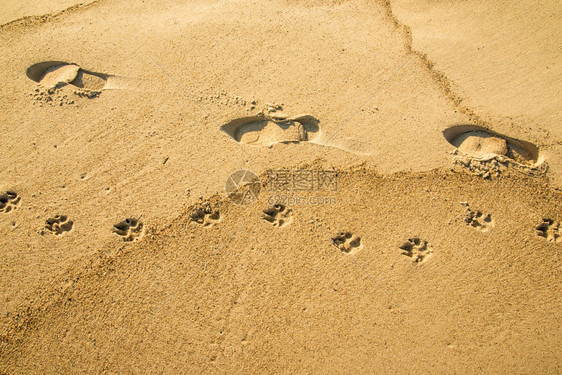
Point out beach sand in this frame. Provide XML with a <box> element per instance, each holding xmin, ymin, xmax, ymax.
<box><xmin>0</xmin><ymin>0</ymin><xmax>560</xmax><ymax>373</ymax></box>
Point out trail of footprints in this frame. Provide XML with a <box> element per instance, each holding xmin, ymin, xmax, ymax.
<box><xmin>15</xmin><ymin>62</ymin><xmax>554</xmax><ymax>247</ymax></box>
<box><xmin>1</xmin><ymin>189</ymin><xmax>560</xmax><ymax>254</ymax></box>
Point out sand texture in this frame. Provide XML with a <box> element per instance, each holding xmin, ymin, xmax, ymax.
<box><xmin>0</xmin><ymin>0</ymin><xmax>561</xmax><ymax>373</ymax></box>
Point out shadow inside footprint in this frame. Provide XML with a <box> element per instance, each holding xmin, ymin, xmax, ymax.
<box><xmin>443</xmin><ymin>125</ymin><xmax>539</xmax><ymax>164</ymax></box>
<box><xmin>221</xmin><ymin>114</ymin><xmax>320</xmax><ymax>147</ymax></box>
<box><xmin>69</xmin><ymin>68</ymin><xmax>108</xmax><ymax>91</ymax></box>
<box><xmin>332</xmin><ymin>231</ymin><xmax>362</xmax><ymax>255</ymax></box>
<box><xmin>400</xmin><ymin>237</ymin><xmax>433</xmax><ymax>263</ymax></box>
<box><xmin>113</xmin><ymin>218</ymin><xmax>144</xmax><ymax>241</ymax></box>
<box><xmin>190</xmin><ymin>202</ymin><xmax>221</xmax><ymax>227</ymax></box>
<box><xmin>27</xmin><ymin>61</ymin><xmax>110</xmax><ymax>91</ymax></box>
<box><xmin>262</xmin><ymin>204</ymin><xmax>293</xmax><ymax>227</ymax></box>
<box><xmin>461</xmin><ymin>202</ymin><xmax>495</xmax><ymax>232</ymax></box>
<box><xmin>536</xmin><ymin>218</ymin><xmax>561</xmax><ymax>243</ymax></box>
<box><xmin>0</xmin><ymin>191</ymin><xmax>20</xmax><ymax>213</ymax></box>
<box><xmin>45</xmin><ymin>215</ymin><xmax>74</xmax><ymax>236</ymax></box>
<box><xmin>26</xmin><ymin>60</ymin><xmax>140</xmax><ymax>94</ymax></box>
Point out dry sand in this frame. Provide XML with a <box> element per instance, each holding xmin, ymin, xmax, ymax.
<box><xmin>0</xmin><ymin>0</ymin><xmax>560</xmax><ymax>373</ymax></box>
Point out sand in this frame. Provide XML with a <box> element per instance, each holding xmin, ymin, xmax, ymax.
<box><xmin>0</xmin><ymin>0</ymin><xmax>560</xmax><ymax>373</ymax></box>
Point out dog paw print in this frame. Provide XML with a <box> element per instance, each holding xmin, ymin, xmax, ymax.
<box><xmin>536</xmin><ymin>218</ymin><xmax>561</xmax><ymax>243</ymax></box>
<box><xmin>190</xmin><ymin>202</ymin><xmax>221</xmax><ymax>227</ymax></box>
<box><xmin>400</xmin><ymin>238</ymin><xmax>433</xmax><ymax>263</ymax></box>
<box><xmin>44</xmin><ymin>215</ymin><xmax>74</xmax><ymax>236</ymax></box>
<box><xmin>332</xmin><ymin>232</ymin><xmax>362</xmax><ymax>255</ymax></box>
<box><xmin>113</xmin><ymin>218</ymin><xmax>144</xmax><ymax>241</ymax></box>
<box><xmin>461</xmin><ymin>202</ymin><xmax>494</xmax><ymax>232</ymax></box>
<box><xmin>0</xmin><ymin>191</ymin><xmax>21</xmax><ymax>213</ymax></box>
<box><xmin>262</xmin><ymin>204</ymin><xmax>293</xmax><ymax>227</ymax></box>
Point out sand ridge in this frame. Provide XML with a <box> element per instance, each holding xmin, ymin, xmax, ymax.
<box><xmin>0</xmin><ymin>1</ymin><xmax>100</xmax><ymax>29</ymax></box>
<box><xmin>1</xmin><ymin>169</ymin><xmax>561</xmax><ymax>373</ymax></box>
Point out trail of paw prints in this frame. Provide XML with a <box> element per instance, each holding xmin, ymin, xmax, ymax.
<box><xmin>0</xmin><ymin>191</ymin><xmax>21</xmax><ymax>213</ymax></box>
<box><xmin>44</xmin><ymin>215</ymin><xmax>74</xmax><ymax>236</ymax></box>
<box><xmin>332</xmin><ymin>232</ymin><xmax>362</xmax><ymax>255</ymax></box>
<box><xmin>536</xmin><ymin>219</ymin><xmax>561</xmax><ymax>243</ymax></box>
<box><xmin>190</xmin><ymin>202</ymin><xmax>221</xmax><ymax>227</ymax></box>
<box><xmin>113</xmin><ymin>218</ymin><xmax>144</xmax><ymax>241</ymax></box>
<box><xmin>400</xmin><ymin>238</ymin><xmax>433</xmax><ymax>263</ymax></box>
<box><xmin>262</xmin><ymin>204</ymin><xmax>293</xmax><ymax>227</ymax></box>
<box><xmin>461</xmin><ymin>202</ymin><xmax>494</xmax><ymax>232</ymax></box>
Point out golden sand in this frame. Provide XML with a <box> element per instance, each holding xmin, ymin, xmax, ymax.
<box><xmin>1</xmin><ymin>0</ymin><xmax>560</xmax><ymax>373</ymax></box>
